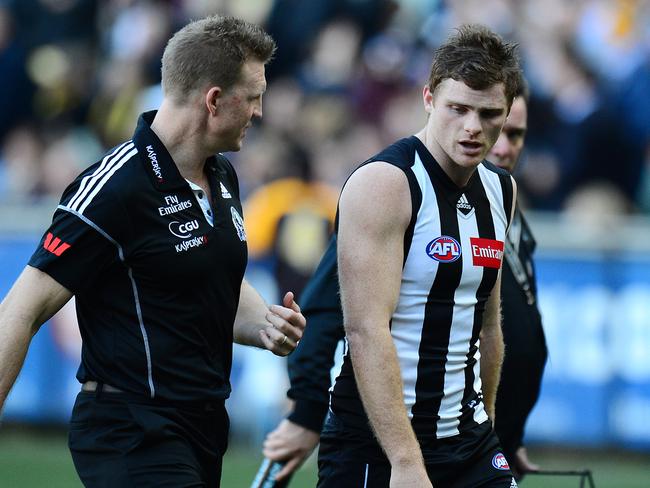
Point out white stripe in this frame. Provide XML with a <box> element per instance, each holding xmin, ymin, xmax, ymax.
<box><xmin>57</xmin><ymin>205</ymin><xmax>156</xmax><ymax>398</ymax></box>
<box><xmin>472</xmin><ymin>341</ymin><xmax>488</xmax><ymax>424</ymax></box>
<box><xmin>363</xmin><ymin>464</ymin><xmax>369</xmax><ymax>488</ymax></box>
<box><xmin>68</xmin><ymin>141</ymin><xmax>132</xmax><ymax>210</ymax></box>
<box><xmin>77</xmin><ymin>147</ymin><xmax>137</xmax><ymax>214</ymax></box>
<box><xmin>435</xmin><ymin>208</ymin><xmax>482</xmax><ymax>438</ymax></box>
<box><xmin>392</xmin><ymin>153</ymin><xmax>435</xmax><ymax>416</ymax></box>
<box><xmin>477</xmin><ymin>165</ymin><xmax>507</xmax><ymax>230</ymax></box>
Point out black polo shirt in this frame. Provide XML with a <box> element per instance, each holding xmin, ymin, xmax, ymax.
<box><xmin>29</xmin><ymin>111</ymin><xmax>248</xmax><ymax>404</ymax></box>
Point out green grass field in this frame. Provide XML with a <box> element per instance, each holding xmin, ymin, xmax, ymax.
<box><xmin>0</xmin><ymin>427</ymin><xmax>648</xmax><ymax>487</ymax></box>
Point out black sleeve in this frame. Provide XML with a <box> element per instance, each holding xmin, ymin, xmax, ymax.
<box><xmin>28</xmin><ymin>175</ymin><xmax>128</xmax><ymax>293</ymax></box>
<box><xmin>287</xmin><ymin>236</ymin><xmax>344</xmax><ymax>433</ymax></box>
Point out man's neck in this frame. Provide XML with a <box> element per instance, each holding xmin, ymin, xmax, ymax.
<box><xmin>415</xmin><ymin>129</ymin><xmax>475</xmax><ymax>188</ymax></box>
<box><xmin>150</xmin><ymin>100</ymin><xmax>208</xmax><ymax>183</ymax></box>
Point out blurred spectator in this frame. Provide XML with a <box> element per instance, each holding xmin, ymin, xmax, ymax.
<box><xmin>0</xmin><ymin>0</ymin><xmax>648</xmax><ymax>213</ymax></box>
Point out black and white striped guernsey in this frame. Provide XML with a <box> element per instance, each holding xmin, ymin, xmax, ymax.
<box><xmin>331</xmin><ymin>135</ymin><xmax>514</xmax><ymax>440</ymax></box>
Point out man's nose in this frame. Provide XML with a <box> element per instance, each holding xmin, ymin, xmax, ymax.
<box><xmin>464</xmin><ymin>112</ymin><xmax>481</xmax><ymax>135</ymax></box>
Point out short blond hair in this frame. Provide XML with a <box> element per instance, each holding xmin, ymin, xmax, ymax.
<box><xmin>161</xmin><ymin>15</ymin><xmax>276</xmax><ymax>102</ymax></box>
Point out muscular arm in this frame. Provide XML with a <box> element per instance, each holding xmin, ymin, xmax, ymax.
<box><xmin>234</xmin><ymin>279</ymin><xmax>305</xmax><ymax>356</ymax></box>
<box><xmin>338</xmin><ymin>163</ymin><xmax>431</xmax><ymax>487</ymax></box>
<box><xmin>479</xmin><ymin>274</ymin><xmax>503</xmax><ymax>422</ymax></box>
<box><xmin>0</xmin><ymin>265</ymin><xmax>72</xmax><ymax>410</ymax></box>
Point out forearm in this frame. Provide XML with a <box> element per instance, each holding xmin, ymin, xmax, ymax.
<box><xmin>0</xmin><ymin>313</ymin><xmax>37</xmax><ymax>409</ymax></box>
<box><xmin>0</xmin><ymin>266</ymin><xmax>71</xmax><ymax>410</ymax></box>
<box><xmin>348</xmin><ymin>325</ymin><xmax>423</xmax><ymax>469</ymax></box>
<box><xmin>480</xmin><ymin>325</ymin><xmax>503</xmax><ymax>420</ymax></box>
<box><xmin>234</xmin><ymin>279</ymin><xmax>268</xmax><ymax>347</ymax></box>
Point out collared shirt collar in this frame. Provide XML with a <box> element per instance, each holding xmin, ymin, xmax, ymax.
<box><xmin>132</xmin><ymin>110</ymin><xmax>219</xmax><ymax>192</ymax></box>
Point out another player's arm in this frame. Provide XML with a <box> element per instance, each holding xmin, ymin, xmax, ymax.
<box><xmin>479</xmin><ymin>272</ymin><xmax>503</xmax><ymax>422</ymax></box>
<box><xmin>264</xmin><ymin>306</ymin><xmax>343</xmax><ymax>480</ymax></box>
<box><xmin>0</xmin><ymin>266</ymin><xmax>72</xmax><ymax>410</ymax></box>
<box><xmin>338</xmin><ymin>162</ymin><xmax>432</xmax><ymax>488</ymax></box>
<box><xmin>234</xmin><ymin>279</ymin><xmax>305</xmax><ymax>356</ymax></box>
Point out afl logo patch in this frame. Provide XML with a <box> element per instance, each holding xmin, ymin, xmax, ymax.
<box><xmin>230</xmin><ymin>207</ymin><xmax>246</xmax><ymax>242</ymax></box>
<box><xmin>426</xmin><ymin>236</ymin><xmax>461</xmax><ymax>262</ymax></box>
<box><xmin>492</xmin><ymin>453</ymin><xmax>510</xmax><ymax>471</ymax></box>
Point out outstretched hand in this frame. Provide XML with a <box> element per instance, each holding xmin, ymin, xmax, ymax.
<box><xmin>259</xmin><ymin>291</ymin><xmax>306</xmax><ymax>356</ymax></box>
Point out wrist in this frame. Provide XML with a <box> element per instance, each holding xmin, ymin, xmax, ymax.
<box><xmin>287</xmin><ymin>398</ymin><xmax>328</xmax><ymax>433</ymax></box>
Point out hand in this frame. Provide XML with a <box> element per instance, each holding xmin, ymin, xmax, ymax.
<box><xmin>511</xmin><ymin>446</ymin><xmax>540</xmax><ymax>480</ymax></box>
<box><xmin>262</xmin><ymin>419</ymin><xmax>320</xmax><ymax>481</ymax></box>
<box><xmin>259</xmin><ymin>291</ymin><xmax>306</xmax><ymax>356</ymax></box>
<box><xmin>389</xmin><ymin>465</ymin><xmax>433</xmax><ymax>488</ymax></box>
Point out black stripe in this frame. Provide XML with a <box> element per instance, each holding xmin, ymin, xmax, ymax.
<box><xmin>458</xmin><ymin>170</ymin><xmax>500</xmax><ymax>434</ymax></box>
<box><xmin>403</xmin><ymin>167</ymin><xmax>423</xmax><ymax>266</ymax></box>
<box><xmin>501</xmin><ymin>173</ymin><xmax>514</xmax><ymax>228</ymax></box>
<box><xmin>410</xmin><ymin>159</ymin><xmax>462</xmax><ymax>438</ymax></box>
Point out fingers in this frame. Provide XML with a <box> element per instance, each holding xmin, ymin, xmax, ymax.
<box><xmin>283</xmin><ymin>291</ymin><xmax>301</xmax><ymax>313</ymax></box>
<box><xmin>259</xmin><ymin>328</ymin><xmax>295</xmax><ymax>356</ymax></box>
<box><xmin>265</xmin><ymin>310</ymin><xmax>303</xmax><ymax>342</ymax></box>
<box><xmin>275</xmin><ymin>457</ymin><xmax>302</xmax><ymax>481</ymax></box>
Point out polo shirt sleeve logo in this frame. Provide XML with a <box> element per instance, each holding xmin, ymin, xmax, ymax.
<box><xmin>470</xmin><ymin>237</ymin><xmax>504</xmax><ymax>268</ymax></box>
<box><xmin>230</xmin><ymin>207</ymin><xmax>246</xmax><ymax>241</ymax></box>
<box><xmin>43</xmin><ymin>232</ymin><xmax>71</xmax><ymax>256</ymax></box>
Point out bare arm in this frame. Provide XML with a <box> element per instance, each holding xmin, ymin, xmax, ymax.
<box><xmin>234</xmin><ymin>279</ymin><xmax>305</xmax><ymax>356</ymax></box>
<box><xmin>338</xmin><ymin>163</ymin><xmax>431</xmax><ymax>488</ymax></box>
<box><xmin>0</xmin><ymin>265</ymin><xmax>72</xmax><ymax>410</ymax></box>
<box><xmin>481</xmin><ymin>175</ymin><xmax>517</xmax><ymax>423</ymax></box>
<box><xmin>479</xmin><ymin>273</ymin><xmax>503</xmax><ymax>422</ymax></box>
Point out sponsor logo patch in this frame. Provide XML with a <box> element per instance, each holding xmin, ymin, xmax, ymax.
<box><xmin>426</xmin><ymin>236</ymin><xmax>461</xmax><ymax>262</ymax></box>
<box><xmin>231</xmin><ymin>207</ymin><xmax>246</xmax><ymax>241</ymax></box>
<box><xmin>175</xmin><ymin>235</ymin><xmax>207</xmax><ymax>253</ymax></box>
<box><xmin>168</xmin><ymin>220</ymin><xmax>199</xmax><ymax>239</ymax></box>
<box><xmin>146</xmin><ymin>145</ymin><xmax>163</xmax><ymax>182</ymax></box>
<box><xmin>492</xmin><ymin>453</ymin><xmax>510</xmax><ymax>471</ymax></box>
<box><xmin>159</xmin><ymin>195</ymin><xmax>193</xmax><ymax>216</ymax></box>
<box><xmin>43</xmin><ymin>232</ymin><xmax>71</xmax><ymax>256</ymax></box>
<box><xmin>470</xmin><ymin>237</ymin><xmax>504</xmax><ymax>268</ymax></box>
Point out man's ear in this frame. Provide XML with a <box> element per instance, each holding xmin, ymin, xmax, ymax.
<box><xmin>205</xmin><ymin>86</ymin><xmax>223</xmax><ymax>116</ymax></box>
<box><xmin>423</xmin><ymin>85</ymin><xmax>434</xmax><ymax>114</ymax></box>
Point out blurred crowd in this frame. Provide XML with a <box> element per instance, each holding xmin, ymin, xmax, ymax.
<box><xmin>1</xmin><ymin>0</ymin><xmax>649</xmax><ymax>217</ymax></box>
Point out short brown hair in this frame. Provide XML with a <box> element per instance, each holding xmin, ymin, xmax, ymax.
<box><xmin>161</xmin><ymin>15</ymin><xmax>276</xmax><ymax>102</ymax></box>
<box><xmin>428</xmin><ymin>24</ymin><xmax>521</xmax><ymax>106</ymax></box>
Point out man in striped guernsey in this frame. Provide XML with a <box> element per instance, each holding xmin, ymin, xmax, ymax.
<box><xmin>0</xmin><ymin>16</ymin><xmax>306</xmax><ymax>488</ymax></box>
<box><xmin>317</xmin><ymin>25</ymin><xmax>521</xmax><ymax>487</ymax></box>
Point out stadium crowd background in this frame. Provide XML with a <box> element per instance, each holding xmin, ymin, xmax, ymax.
<box><xmin>1</xmin><ymin>0</ymin><xmax>649</xmax><ymax>215</ymax></box>
<box><xmin>1</xmin><ymin>1</ymin><xmax>650</xmax><ymax>483</ymax></box>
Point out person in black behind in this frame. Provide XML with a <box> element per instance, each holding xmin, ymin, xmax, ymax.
<box><xmin>263</xmin><ymin>79</ymin><xmax>546</xmax><ymax>483</ymax></box>
<box><xmin>0</xmin><ymin>15</ymin><xmax>306</xmax><ymax>488</ymax></box>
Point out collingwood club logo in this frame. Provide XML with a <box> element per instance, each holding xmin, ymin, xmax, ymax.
<box><xmin>456</xmin><ymin>193</ymin><xmax>473</xmax><ymax>216</ymax></box>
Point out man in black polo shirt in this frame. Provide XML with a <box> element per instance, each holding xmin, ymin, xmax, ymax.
<box><xmin>0</xmin><ymin>15</ymin><xmax>305</xmax><ymax>487</ymax></box>
<box><xmin>262</xmin><ymin>80</ymin><xmax>546</xmax><ymax>483</ymax></box>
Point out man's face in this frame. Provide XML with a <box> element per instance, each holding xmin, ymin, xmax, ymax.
<box><xmin>424</xmin><ymin>78</ymin><xmax>509</xmax><ymax>172</ymax></box>
<box><xmin>488</xmin><ymin>96</ymin><xmax>528</xmax><ymax>174</ymax></box>
<box><xmin>214</xmin><ymin>59</ymin><xmax>266</xmax><ymax>152</ymax></box>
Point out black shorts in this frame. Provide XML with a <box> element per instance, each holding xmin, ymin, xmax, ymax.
<box><xmin>68</xmin><ymin>389</ymin><xmax>229</xmax><ymax>488</ymax></box>
<box><xmin>317</xmin><ymin>412</ymin><xmax>516</xmax><ymax>488</ymax></box>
